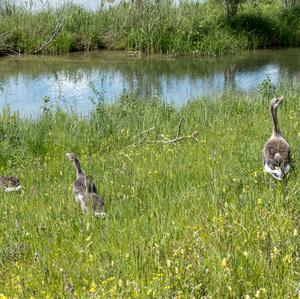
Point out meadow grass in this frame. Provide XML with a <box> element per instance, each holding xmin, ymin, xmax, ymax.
<box><xmin>0</xmin><ymin>84</ymin><xmax>300</xmax><ymax>298</ymax></box>
<box><xmin>0</xmin><ymin>0</ymin><xmax>299</xmax><ymax>56</ymax></box>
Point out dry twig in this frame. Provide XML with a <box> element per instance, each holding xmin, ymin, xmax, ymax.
<box><xmin>129</xmin><ymin>117</ymin><xmax>199</xmax><ymax>147</ymax></box>
<box><xmin>130</xmin><ymin>127</ymin><xmax>155</xmax><ymax>147</ymax></box>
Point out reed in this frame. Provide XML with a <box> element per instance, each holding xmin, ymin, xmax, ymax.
<box><xmin>0</xmin><ymin>0</ymin><xmax>299</xmax><ymax>56</ymax></box>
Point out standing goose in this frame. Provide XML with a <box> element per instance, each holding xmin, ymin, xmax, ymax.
<box><xmin>0</xmin><ymin>176</ymin><xmax>22</xmax><ymax>192</ymax></box>
<box><xmin>66</xmin><ymin>153</ymin><xmax>97</xmax><ymax>206</ymax></box>
<box><xmin>263</xmin><ymin>97</ymin><xmax>291</xmax><ymax>181</ymax></box>
<box><xmin>83</xmin><ymin>175</ymin><xmax>106</xmax><ymax>218</ymax></box>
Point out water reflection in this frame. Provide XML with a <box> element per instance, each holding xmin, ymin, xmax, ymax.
<box><xmin>0</xmin><ymin>49</ymin><xmax>299</xmax><ymax>116</ymax></box>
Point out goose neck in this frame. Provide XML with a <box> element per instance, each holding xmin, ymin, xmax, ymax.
<box><xmin>270</xmin><ymin>106</ymin><xmax>281</xmax><ymax>136</ymax></box>
<box><xmin>73</xmin><ymin>158</ymin><xmax>84</xmax><ymax>178</ymax></box>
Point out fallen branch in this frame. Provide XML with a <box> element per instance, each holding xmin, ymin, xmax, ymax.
<box><xmin>133</xmin><ymin>127</ymin><xmax>155</xmax><ymax>139</ymax></box>
<box><xmin>129</xmin><ymin>118</ymin><xmax>199</xmax><ymax>147</ymax></box>
<box><xmin>130</xmin><ymin>127</ymin><xmax>155</xmax><ymax>147</ymax></box>
<box><xmin>148</xmin><ymin>131</ymin><xmax>199</xmax><ymax>144</ymax></box>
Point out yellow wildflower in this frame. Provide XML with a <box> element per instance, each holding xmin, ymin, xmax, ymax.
<box><xmin>255</xmin><ymin>288</ymin><xmax>267</xmax><ymax>298</ymax></box>
<box><xmin>283</xmin><ymin>255</ymin><xmax>292</xmax><ymax>264</ymax></box>
<box><xmin>271</xmin><ymin>247</ymin><xmax>280</xmax><ymax>259</ymax></box>
<box><xmin>166</xmin><ymin>259</ymin><xmax>171</xmax><ymax>268</ymax></box>
<box><xmin>118</xmin><ymin>279</ymin><xmax>123</xmax><ymax>288</ymax></box>
<box><xmin>221</xmin><ymin>258</ymin><xmax>227</xmax><ymax>268</ymax></box>
<box><xmin>89</xmin><ymin>281</ymin><xmax>97</xmax><ymax>294</ymax></box>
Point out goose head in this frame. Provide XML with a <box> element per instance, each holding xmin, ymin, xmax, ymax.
<box><xmin>270</xmin><ymin>96</ymin><xmax>284</xmax><ymax>110</ymax></box>
<box><xmin>66</xmin><ymin>152</ymin><xmax>77</xmax><ymax>161</ymax></box>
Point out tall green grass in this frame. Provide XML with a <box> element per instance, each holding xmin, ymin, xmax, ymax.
<box><xmin>0</xmin><ymin>0</ymin><xmax>299</xmax><ymax>56</ymax></box>
<box><xmin>1</xmin><ymin>84</ymin><xmax>300</xmax><ymax>297</ymax></box>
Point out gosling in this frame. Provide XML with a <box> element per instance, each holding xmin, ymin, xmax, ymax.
<box><xmin>0</xmin><ymin>176</ymin><xmax>22</xmax><ymax>192</ymax></box>
<box><xmin>66</xmin><ymin>152</ymin><xmax>97</xmax><ymax>204</ymax></box>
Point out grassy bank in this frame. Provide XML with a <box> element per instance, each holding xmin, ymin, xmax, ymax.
<box><xmin>1</xmin><ymin>84</ymin><xmax>300</xmax><ymax>297</ymax></box>
<box><xmin>0</xmin><ymin>0</ymin><xmax>300</xmax><ymax>56</ymax></box>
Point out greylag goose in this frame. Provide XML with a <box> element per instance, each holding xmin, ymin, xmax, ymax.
<box><xmin>66</xmin><ymin>152</ymin><xmax>97</xmax><ymax>206</ymax></box>
<box><xmin>263</xmin><ymin>97</ymin><xmax>291</xmax><ymax>181</ymax></box>
<box><xmin>0</xmin><ymin>176</ymin><xmax>21</xmax><ymax>192</ymax></box>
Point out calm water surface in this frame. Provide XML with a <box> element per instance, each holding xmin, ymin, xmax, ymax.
<box><xmin>0</xmin><ymin>49</ymin><xmax>299</xmax><ymax>116</ymax></box>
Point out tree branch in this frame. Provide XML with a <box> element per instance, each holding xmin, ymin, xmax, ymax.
<box><xmin>129</xmin><ymin>118</ymin><xmax>199</xmax><ymax>147</ymax></box>
<box><xmin>130</xmin><ymin>127</ymin><xmax>155</xmax><ymax>147</ymax></box>
<box><xmin>147</xmin><ymin>131</ymin><xmax>199</xmax><ymax>144</ymax></box>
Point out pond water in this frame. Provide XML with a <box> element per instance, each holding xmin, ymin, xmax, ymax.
<box><xmin>0</xmin><ymin>49</ymin><xmax>299</xmax><ymax>117</ymax></box>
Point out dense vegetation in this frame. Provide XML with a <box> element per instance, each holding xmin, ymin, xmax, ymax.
<box><xmin>0</xmin><ymin>83</ymin><xmax>300</xmax><ymax>297</ymax></box>
<box><xmin>0</xmin><ymin>0</ymin><xmax>299</xmax><ymax>56</ymax></box>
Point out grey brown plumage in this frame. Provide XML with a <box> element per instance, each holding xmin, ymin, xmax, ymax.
<box><xmin>66</xmin><ymin>152</ymin><xmax>97</xmax><ymax>195</ymax></box>
<box><xmin>82</xmin><ymin>175</ymin><xmax>106</xmax><ymax>218</ymax></box>
<box><xmin>0</xmin><ymin>176</ymin><xmax>21</xmax><ymax>192</ymax></box>
<box><xmin>263</xmin><ymin>97</ymin><xmax>291</xmax><ymax>181</ymax></box>
<box><xmin>66</xmin><ymin>153</ymin><xmax>103</xmax><ymax>215</ymax></box>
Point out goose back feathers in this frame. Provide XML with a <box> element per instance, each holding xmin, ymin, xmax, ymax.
<box><xmin>263</xmin><ymin>97</ymin><xmax>291</xmax><ymax>181</ymax></box>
